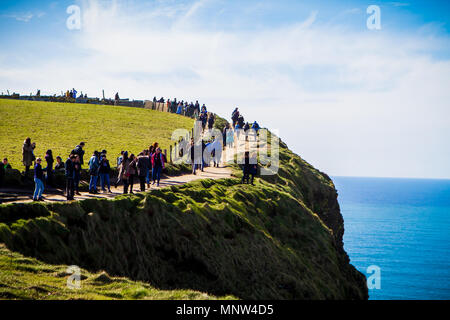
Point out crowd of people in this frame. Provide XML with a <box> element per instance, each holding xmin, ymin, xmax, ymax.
<box><xmin>64</xmin><ymin>88</ymin><xmax>87</xmax><ymax>99</ymax></box>
<box><xmin>0</xmin><ymin>106</ymin><xmax>263</xmax><ymax>201</ymax></box>
<box><xmin>23</xmin><ymin>140</ymin><xmax>170</xmax><ymax>201</ymax></box>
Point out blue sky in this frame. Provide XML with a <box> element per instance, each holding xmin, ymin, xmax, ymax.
<box><xmin>1</xmin><ymin>0</ymin><xmax>450</xmax><ymax>179</ymax></box>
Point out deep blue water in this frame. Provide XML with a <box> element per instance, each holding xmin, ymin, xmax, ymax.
<box><xmin>332</xmin><ymin>176</ymin><xmax>450</xmax><ymax>300</ymax></box>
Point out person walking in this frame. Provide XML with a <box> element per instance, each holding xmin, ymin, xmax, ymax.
<box><xmin>88</xmin><ymin>151</ymin><xmax>100</xmax><ymax>194</ymax></box>
<box><xmin>137</xmin><ymin>152</ymin><xmax>150</xmax><ymax>192</ymax></box>
<box><xmin>65</xmin><ymin>155</ymin><xmax>75</xmax><ymax>200</ymax></box>
<box><xmin>231</xmin><ymin>108</ymin><xmax>239</xmax><ymax>127</ymax></box>
<box><xmin>22</xmin><ymin>138</ymin><xmax>36</xmax><ymax>176</ymax></box>
<box><xmin>151</xmin><ymin>148</ymin><xmax>165</xmax><ymax>187</ymax></box>
<box><xmin>242</xmin><ymin>151</ymin><xmax>257</xmax><ymax>185</ymax></box>
<box><xmin>33</xmin><ymin>158</ymin><xmax>45</xmax><ymax>201</ymax></box>
<box><xmin>208</xmin><ymin>113</ymin><xmax>215</xmax><ymax>130</ymax></box>
<box><xmin>44</xmin><ymin>149</ymin><xmax>54</xmax><ymax>187</ymax></box>
<box><xmin>99</xmin><ymin>153</ymin><xmax>111</xmax><ymax>193</ymax></box>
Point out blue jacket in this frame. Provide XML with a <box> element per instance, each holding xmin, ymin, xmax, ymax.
<box><xmin>34</xmin><ymin>164</ymin><xmax>44</xmax><ymax>180</ymax></box>
<box><xmin>88</xmin><ymin>156</ymin><xmax>100</xmax><ymax>175</ymax></box>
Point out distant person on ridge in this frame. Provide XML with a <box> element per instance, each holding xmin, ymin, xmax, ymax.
<box><xmin>231</xmin><ymin>108</ymin><xmax>239</xmax><ymax>127</ymax></box>
<box><xmin>208</xmin><ymin>113</ymin><xmax>215</xmax><ymax>130</ymax></box>
<box><xmin>251</xmin><ymin>121</ymin><xmax>260</xmax><ymax>133</ymax></box>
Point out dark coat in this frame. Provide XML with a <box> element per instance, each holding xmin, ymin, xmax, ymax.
<box><xmin>99</xmin><ymin>159</ymin><xmax>111</xmax><ymax>174</ymax></box>
<box><xmin>65</xmin><ymin>159</ymin><xmax>74</xmax><ymax>179</ymax></box>
<box><xmin>22</xmin><ymin>142</ymin><xmax>35</xmax><ymax>166</ymax></box>
<box><xmin>136</xmin><ymin>156</ymin><xmax>150</xmax><ymax>177</ymax></box>
<box><xmin>0</xmin><ymin>164</ymin><xmax>5</xmax><ymax>185</ymax></box>
<box><xmin>72</xmin><ymin>145</ymin><xmax>85</xmax><ymax>164</ymax></box>
<box><xmin>45</xmin><ymin>154</ymin><xmax>54</xmax><ymax>170</ymax></box>
<box><xmin>34</xmin><ymin>163</ymin><xmax>44</xmax><ymax>180</ymax></box>
<box><xmin>151</xmin><ymin>153</ymin><xmax>165</xmax><ymax>169</ymax></box>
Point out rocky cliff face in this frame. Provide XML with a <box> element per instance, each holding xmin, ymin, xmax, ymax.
<box><xmin>0</xmin><ymin>140</ymin><xmax>368</xmax><ymax>300</ymax></box>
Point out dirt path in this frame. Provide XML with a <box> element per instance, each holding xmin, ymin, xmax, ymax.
<box><xmin>0</xmin><ymin>165</ymin><xmax>232</xmax><ymax>204</ymax></box>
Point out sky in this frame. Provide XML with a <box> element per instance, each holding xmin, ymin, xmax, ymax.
<box><xmin>0</xmin><ymin>0</ymin><xmax>449</xmax><ymax>179</ymax></box>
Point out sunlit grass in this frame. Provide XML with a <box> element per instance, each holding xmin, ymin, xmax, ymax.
<box><xmin>0</xmin><ymin>99</ymin><xmax>194</xmax><ymax>168</ymax></box>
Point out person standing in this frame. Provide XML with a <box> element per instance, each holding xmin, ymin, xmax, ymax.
<box><xmin>227</xmin><ymin>125</ymin><xmax>234</xmax><ymax>149</ymax></box>
<box><xmin>0</xmin><ymin>160</ymin><xmax>5</xmax><ymax>189</ymax></box>
<box><xmin>73</xmin><ymin>155</ymin><xmax>81</xmax><ymax>196</ymax></box>
<box><xmin>44</xmin><ymin>149</ymin><xmax>54</xmax><ymax>187</ymax></box>
<box><xmin>151</xmin><ymin>148</ymin><xmax>165</xmax><ymax>187</ymax></box>
<box><xmin>72</xmin><ymin>142</ymin><xmax>85</xmax><ymax>166</ymax></box>
<box><xmin>136</xmin><ymin>152</ymin><xmax>150</xmax><ymax>192</ymax></box>
<box><xmin>231</xmin><ymin>108</ymin><xmax>239</xmax><ymax>127</ymax></box>
<box><xmin>99</xmin><ymin>154</ymin><xmax>111</xmax><ymax>193</ymax></box>
<box><xmin>242</xmin><ymin>151</ymin><xmax>257</xmax><ymax>185</ymax></box>
<box><xmin>65</xmin><ymin>155</ymin><xmax>75</xmax><ymax>200</ymax></box>
<box><xmin>118</xmin><ymin>152</ymin><xmax>131</xmax><ymax>194</ymax></box>
<box><xmin>147</xmin><ymin>146</ymin><xmax>155</xmax><ymax>187</ymax></box>
<box><xmin>208</xmin><ymin>113</ymin><xmax>215</xmax><ymax>130</ymax></box>
<box><xmin>210</xmin><ymin>136</ymin><xmax>222</xmax><ymax>168</ymax></box>
<box><xmin>3</xmin><ymin>158</ymin><xmax>12</xmax><ymax>169</ymax></box>
<box><xmin>127</xmin><ymin>154</ymin><xmax>137</xmax><ymax>194</ymax></box>
<box><xmin>54</xmin><ymin>156</ymin><xmax>65</xmax><ymax>171</ymax></box>
<box><xmin>194</xmin><ymin>101</ymin><xmax>200</xmax><ymax>118</ymax></box>
<box><xmin>176</xmin><ymin>102</ymin><xmax>182</xmax><ymax>114</ymax></box>
<box><xmin>115</xmin><ymin>151</ymin><xmax>125</xmax><ymax>188</ymax></box>
<box><xmin>88</xmin><ymin>151</ymin><xmax>100</xmax><ymax>194</ymax></box>
<box><xmin>33</xmin><ymin>158</ymin><xmax>45</xmax><ymax>201</ymax></box>
<box><xmin>22</xmin><ymin>138</ymin><xmax>36</xmax><ymax>176</ymax></box>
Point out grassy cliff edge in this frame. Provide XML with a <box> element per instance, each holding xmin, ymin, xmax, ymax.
<box><xmin>0</xmin><ymin>134</ymin><xmax>368</xmax><ymax>300</ymax></box>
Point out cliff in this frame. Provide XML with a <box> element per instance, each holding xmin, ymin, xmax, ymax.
<box><xmin>0</xmin><ymin>138</ymin><xmax>368</xmax><ymax>300</ymax></box>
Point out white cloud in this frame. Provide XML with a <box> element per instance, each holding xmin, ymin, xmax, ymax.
<box><xmin>5</xmin><ymin>13</ymin><xmax>34</xmax><ymax>22</ymax></box>
<box><xmin>1</xmin><ymin>0</ymin><xmax>449</xmax><ymax>178</ymax></box>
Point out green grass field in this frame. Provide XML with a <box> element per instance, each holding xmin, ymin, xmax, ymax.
<box><xmin>0</xmin><ymin>244</ymin><xmax>234</xmax><ymax>300</ymax></box>
<box><xmin>0</xmin><ymin>99</ymin><xmax>194</xmax><ymax>168</ymax></box>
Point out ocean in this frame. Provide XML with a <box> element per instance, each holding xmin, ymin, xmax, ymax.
<box><xmin>332</xmin><ymin>176</ymin><xmax>450</xmax><ymax>300</ymax></box>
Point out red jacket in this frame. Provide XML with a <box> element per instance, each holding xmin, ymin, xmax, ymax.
<box><xmin>151</xmin><ymin>153</ymin><xmax>165</xmax><ymax>169</ymax></box>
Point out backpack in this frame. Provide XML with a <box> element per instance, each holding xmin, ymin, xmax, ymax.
<box><xmin>72</xmin><ymin>146</ymin><xmax>82</xmax><ymax>156</ymax></box>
